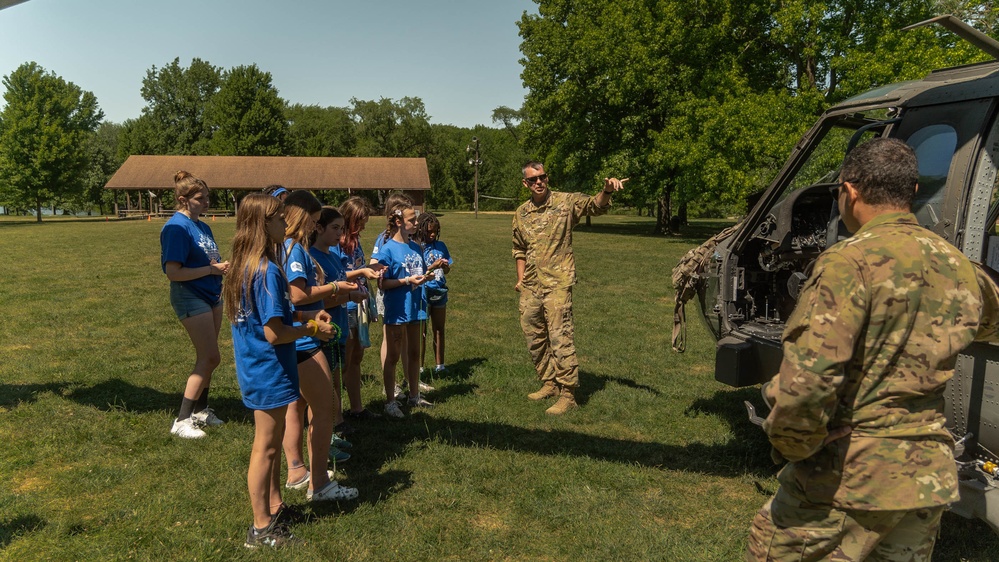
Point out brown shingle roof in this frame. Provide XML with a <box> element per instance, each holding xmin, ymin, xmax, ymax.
<box><xmin>105</xmin><ymin>155</ymin><xmax>431</xmax><ymax>191</ymax></box>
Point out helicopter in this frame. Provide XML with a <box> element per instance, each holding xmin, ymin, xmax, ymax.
<box><xmin>678</xmin><ymin>15</ymin><xmax>999</xmax><ymax>533</ymax></box>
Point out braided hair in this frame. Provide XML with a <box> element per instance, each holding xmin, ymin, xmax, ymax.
<box><xmin>414</xmin><ymin>211</ymin><xmax>440</xmax><ymax>245</ymax></box>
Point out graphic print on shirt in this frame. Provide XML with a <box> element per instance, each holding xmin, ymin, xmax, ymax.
<box><xmin>403</xmin><ymin>252</ymin><xmax>425</xmax><ymax>277</ymax></box>
<box><xmin>197</xmin><ymin>232</ymin><xmax>222</xmax><ymax>263</ymax></box>
<box><xmin>426</xmin><ymin>249</ymin><xmax>445</xmax><ymax>281</ymax></box>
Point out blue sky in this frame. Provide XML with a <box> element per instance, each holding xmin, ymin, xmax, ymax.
<box><xmin>0</xmin><ymin>0</ymin><xmax>536</xmax><ymax>128</ymax></box>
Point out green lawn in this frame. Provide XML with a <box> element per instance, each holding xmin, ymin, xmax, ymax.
<box><xmin>0</xmin><ymin>212</ymin><xmax>996</xmax><ymax>561</ymax></box>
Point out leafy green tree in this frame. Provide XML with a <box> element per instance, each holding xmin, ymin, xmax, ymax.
<box><xmin>139</xmin><ymin>58</ymin><xmax>222</xmax><ymax>154</ymax></box>
<box><xmin>518</xmin><ymin>0</ymin><xmax>991</xmax><ymax>233</ymax></box>
<box><xmin>82</xmin><ymin>121</ymin><xmax>126</xmax><ymax>215</ymax></box>
<box><xmin>204</xmin><ymin>65</ymin><xmax>288</xmax><ymax>156</ymax></box>
<box><xmin>286</xmin><ymin>103</ymin><xmax>356</xmax><ymax>156</ymax></box>
<box><xmin>0</xmin><ymin>62</ymin><xmax>103</xmax><ymax>221</ymax></box>
<box><xmin>351</xmin><ymin>97</ymin><xmax>433</xmax><ymax>158</ymax></box>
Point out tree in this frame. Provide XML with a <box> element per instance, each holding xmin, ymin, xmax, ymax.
<box><xmin>518</xmin><ymin>0</ymin><xmax>990</xmax><ymax>233</ymax></box>
<box><xmin>204</xmin><ymin>64</ymin><xmax>288</xmax><ymax>156</ymax></box>
<box><xmin>139</xmin><ymin>58</ymin><xmax>222</xmax><ymax>154</ymax></box>
<box><xmin>0</xmin><ymin>62</ymin><xmax>103</xmax><ymax>222</ymax></box>
<box><xmin>82</xmin><ymin>121</ymin><xmax>126</xmax><ymax>215</ymax></box>
<box><xmin>286</xmin><ymin>103</ymin><xmax>356</xmax><ymax>156</ymax></box>
<box><xmin>351</xmin><ymin>97</ymin><xmax>433</xmax><ymax>158</ymax></box>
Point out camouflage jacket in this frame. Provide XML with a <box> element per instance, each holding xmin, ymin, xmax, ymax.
<box><xmin>764</xmin><ymin>212</ymin><xmax>984</xmax><ymax>510</ymax></box>
<box><xmin>512</xmin><ymin>190</ymin><xmax>609</xmax><ymax>293</ymax></box>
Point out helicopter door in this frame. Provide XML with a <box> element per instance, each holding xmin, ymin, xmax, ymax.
<box><xmin>893</xmin><ymin>98</ymin><xmax>994</xmax><ymax>242</ymax></box>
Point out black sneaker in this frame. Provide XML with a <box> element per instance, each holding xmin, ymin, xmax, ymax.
<box><xmin>244</xmin><ymin>516</ymin><xmax>296</xmax><ymax>549</ymax></box>
<box><xmin>274</xmin><ymin>503</ymin><xmax>307</xmax><ymax>525</ymax></box>
<box><xmin>334</xmin><ymin>421</ymin><xmax>358</xmax><ymax>436</ymax></box>
<box><xmin>344</xmin><ymin>408</ymin><xmax>381</xmax><ymax>421</ymax></box>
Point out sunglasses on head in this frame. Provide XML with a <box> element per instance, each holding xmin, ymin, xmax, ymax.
<box><xmin>525</xmin><ymin>174</ymin><xmax>548</xmax><ymax>185</ymax></box>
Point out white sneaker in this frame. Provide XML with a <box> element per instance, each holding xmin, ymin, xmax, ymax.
<box><xmin>191</xmin><ymin>407</ymin><xmax>224</xmax><ymax>427</ymax></box>
<box><xmin>394</xmin><ymin>384</ymin><xmax>407</xmax><ymax>401</ymax></box>
<box><xmin>384</xmin><ymin>401</ymin><xmax>405</xmax><ymax>419</ymax></box>
<box><xmin>170</xmin><ymin>417</ymin><xmax>206</xmax><ymax>439</ymax></box>
<box><xmin>308</xmin><ymin>480</ymin><xmax>358</xmax><ymax>502</ymax></box>
<box><xmin>418</xmin><ymin>381</ymin><xmax>435</xmax><ymax>392</ymax></box>
<box><xmin>408</xmin><ymin>394</ymin><xmax>434</xmax><ymax>408</ymax></box>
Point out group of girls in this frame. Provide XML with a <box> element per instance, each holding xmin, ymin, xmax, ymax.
<box><xmin>161</xmin><ymin>172</ymin><xmax>452</xmax><ymax>548</ymax></box>
<box><xmin>369</xmin><ymin>194</ymin><xmax>453</xmax><ymax>418</ymax></box>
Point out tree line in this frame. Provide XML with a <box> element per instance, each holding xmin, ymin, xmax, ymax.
<box><xmin>0</xmin><ymin>58</ymin><xmax>529</xmax><ymax>222</ymax></box>
<box><xmin>2</xmin><ymin>2</ymin><xmax>996</xmax><ymax>227</ymax></box>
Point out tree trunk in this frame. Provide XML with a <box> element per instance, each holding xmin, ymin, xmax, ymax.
<box><xmin>36</xmin><ymin>201</ymin><xmax>43</xmax><ymax>223</ymax></box>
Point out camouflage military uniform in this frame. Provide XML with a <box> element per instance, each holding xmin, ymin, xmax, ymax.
<box><xmin>748</xmin><ymin>212</ymin><xmax>985</xmax><ymax>561</ymax></box>
<box><xmin>512</xmin><ymin>190</ymin><xmax>608</xmax><ymax>389</ymax></box>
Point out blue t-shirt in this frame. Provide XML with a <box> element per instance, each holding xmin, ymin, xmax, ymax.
<box><xmin>310</xmin><ymin>245</ymin><xmax>349</xmax><ymax>345</ymax></box>
<box><xmin>332</xmin><ymin>242</ymin><xmax>366</xmax><ymax>312</ymax></box>
<box><xmin>159</xmin><ymin>212</ymin><xmax>223</xmax><ymax>306</ymax></box>
<box><xmin>375</xmin><ymin>238</ymin><xmax>426</xmax><ymax>324</ymax></box>
<box><xmin>371</xmin><ymin>230</ymin><xmax>391</xmax><ymax>259</ymax></box>
<box><xmin>231</xmin><ymin>261</ymin><xmax>300</xmax><ymax>411</ymax></box>
<box><xmin>423</xmin><ymin>240</ymin><xmax>452</xmax><ymax>293</ymax></box>
<box><xmin>284</xmin><ymin>240</ymin><xmax>323</xmax><ymax>352</ymax></box>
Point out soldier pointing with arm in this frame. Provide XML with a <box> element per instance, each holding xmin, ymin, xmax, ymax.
<box><xmin>512</xmin><ymin>161</ymin><xmax>626</xmax><ymax>415</ymax></box>
<box><xmin>748</xmin><ymin>137</ymin><xmax>991</xmax><ymax>560</ymax></box>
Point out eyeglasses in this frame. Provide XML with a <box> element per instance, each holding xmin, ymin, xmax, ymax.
<box><xmin>830</xmin><ymin>180</ymin><xmax>854</xmax><ymax>199</ymax></box>
<box><xmin>524</xmin><ymin>174</ymin><xmax>548</xmax><ymax>185</ymax></box>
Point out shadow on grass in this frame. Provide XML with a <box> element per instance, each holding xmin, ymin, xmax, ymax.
<box><xmin>935</xmin><ymin>512</ymin><xmax>999</xmax><ymax>560</ymax></box>
<box><xmin>0</xmin><ymin>383</ymin><xmax>67</xmax><ymax>408</ymax></box>
<box><xmin>0</xmin><ymin>514</ymin><xmax>46</xmax><ymax>549</ymax></box>
<box><xmin>685</xmin><ymin>386</ymin><xmax>773</xmax><ymax>462</ymax></box>
<box><xmin>575</xmin><ymin>219</ymin><xmax>738</xmax><ymax>244</ymax></box>
<box><xmin>577</xmin><ymin>370</ymin><xmax>661</xmax><ymax>406</ymax></box>
<box><xmin>1</xmin><ymin>378</ymin><xmax>248</xmax><ymax>422</ymax></box>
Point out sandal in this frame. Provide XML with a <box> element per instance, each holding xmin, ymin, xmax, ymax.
<box><xmin>285</xmin><ymin>467</ymin><xmax>310</xmax><ymax>490</ymax></box>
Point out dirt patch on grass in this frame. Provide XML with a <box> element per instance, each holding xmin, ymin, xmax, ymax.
<box><xmin>474</xmin><ymin>512</ymin><xmax>509</xmax><ymax>532</ymax></box>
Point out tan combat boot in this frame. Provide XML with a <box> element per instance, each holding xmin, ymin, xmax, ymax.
<box><xmin>545</xmin><ymin>387</ymin><xmax>577</xmax><ymax>415</ymax></box>
<box><xmin>527</xmin><ymin>381</ymin><xmax>559</xmax><ymax>401</ymax></box>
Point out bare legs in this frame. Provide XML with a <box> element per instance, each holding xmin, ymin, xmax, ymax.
<box><xmin>430</xmin><ymin>305</ymin><xmax>446</xmax><ymax>367</ymax></box>
<box><xmin>249</xmin><ymin>406</ymin><xmax>286</xmax><ymax>529</ymax></box>
<box><xmin>178</xmin><ymin>305</ymin><xmax>223</xmax><ymax>415</ymax></box>
<box><xmin>383</xmin><ymin>323</ymin><xmax>422</xmax><ymax>402</ymax></box>
<box><xmin>344</xmin><ymin>330</ymin><xmax>365</xmax><ymax>413</ymax></box>
<box><xmin>283</xmin><ymin>351</ymin><xmax>334</xmax><ymax>491</ymax></box>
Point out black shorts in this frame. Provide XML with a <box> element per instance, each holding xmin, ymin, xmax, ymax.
<box><xmin>296</xmin><ymin>346</ymin><xmax>322</xmax><ymax>365</ymax></box>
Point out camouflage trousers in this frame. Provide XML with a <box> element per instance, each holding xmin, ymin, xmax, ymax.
<box><xmin>747</xmin><ymin>490</ymin><xmax>944</xmax><ymax>561</ymax></box>
<box><xmin>518</xmin><ymin>287</ymin><xmax>578</xmax><ymax>389</ymax></box>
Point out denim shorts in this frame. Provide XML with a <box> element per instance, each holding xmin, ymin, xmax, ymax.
<box><xmin>169</xmin><ymin>282</ymin><xmax>216</xmax><ymax>320</ymax></box>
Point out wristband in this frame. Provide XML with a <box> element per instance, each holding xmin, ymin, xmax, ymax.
<box><xmin>602</xmin><ymin>189</ymin><xmax>614</xmax><ymax>194</ymax></box>
<box><xmin>328</xmin><ymin>281</ymin><xmax>338</xmax><ymax>295</ymax></box>
<box><xmin>403</xmin><ymin>276</ymin><xmax>410</xmax><ymax>285</ymax></box>
<box><xmin>307</xmin><ymin>319</ymin><xmax>319</xmax><ymax>337</ymax></box>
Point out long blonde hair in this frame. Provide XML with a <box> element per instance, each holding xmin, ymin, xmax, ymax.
<box><xmin>223</xmin><ymin>193</ymin><xmax>284</xmax><ymax>323</ymax></box>
<box><xmin>283</xmin><ymin>190</ymin><xmax>322</xmax><ymax>248</ymax></box>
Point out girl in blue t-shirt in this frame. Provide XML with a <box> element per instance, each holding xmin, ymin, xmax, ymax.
<box><xmin>222</xmin><ymin>193</ymin><xmax>343</xmax><ymax>548</ymax></box>
<box><xmin>373</xmin><ymin>202</ymin><xmax>437</xmax><ymax>418</ymax></box>
<box><xmin>279</xmin><ymin>191</ymin><xmax>359</xmax><ymax>502</ymax></box>
<box><xmin>336</xmin><ymin>196</ymin><xmax>384</xmax><ymax>421</ymax></box>
<box><xmin>414</xmin><ymin>212</ymin><xmax>453</xmax><ymax>374</ymax></box>
<box><xmin>160</xmin><ymin>171</ymin><xmax>231</xmax><ymax>440</ymax></box>
<box><xmin>308</xmin><ymin>207</ymin><xmax>366</xmax><ymax>445</ymax></box>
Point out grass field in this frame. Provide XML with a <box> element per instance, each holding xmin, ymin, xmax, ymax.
<box><xmin>1</xmin><ymin>212</ymin><xmax>997</xmax><ymax>561</ymax></box>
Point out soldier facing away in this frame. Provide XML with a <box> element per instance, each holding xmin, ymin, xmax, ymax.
<box><xmin>512</xmin><ymin>161</ymin><xmax>626</xmax><ymax>415</ymax></box>
<box><xmin>747</xmin><ymin>137</ymin><xmax>995</xmax><ymax>560</ymax></box>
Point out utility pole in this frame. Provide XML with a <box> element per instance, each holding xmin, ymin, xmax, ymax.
<box><xmin>466</xmin><ymin>136</ymin><xmax>481</xmax><ymax>218</ymax></box>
